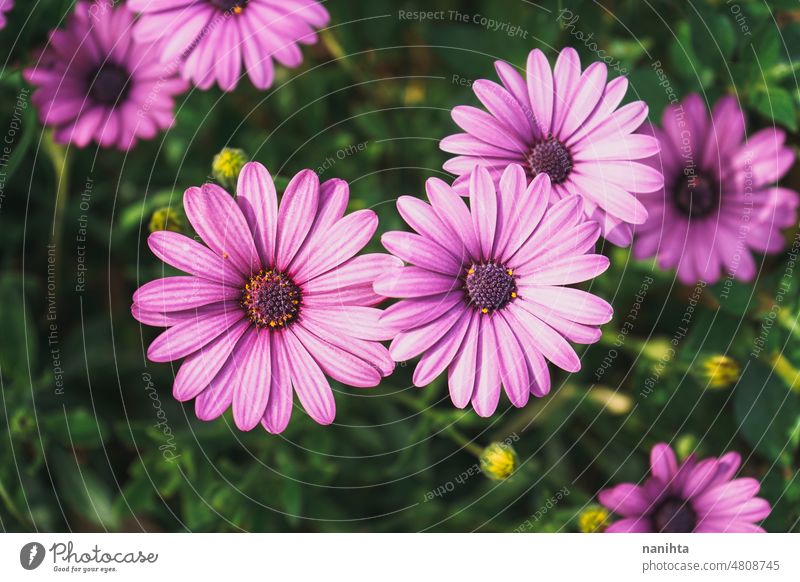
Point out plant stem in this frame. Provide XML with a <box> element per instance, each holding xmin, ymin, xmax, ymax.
<box><xmin>44</xmin><ymin>131</ymin><xmax>70</xmax><ymax>251</ymax></box>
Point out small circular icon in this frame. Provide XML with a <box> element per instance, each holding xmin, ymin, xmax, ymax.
<box><xmin>20</xmin><ymin>542</ymin><xmax>46</xmax><ymax>570</ymax></box>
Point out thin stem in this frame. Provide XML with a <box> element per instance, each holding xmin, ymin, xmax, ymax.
<box><xmin>44</xmin><ymin>131</ymin><xmax>70</xmax><ymax>250</ymax></box>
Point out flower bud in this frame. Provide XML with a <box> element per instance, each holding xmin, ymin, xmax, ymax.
<box><xmin>212</xmin><ymin>147</ymin><xmax>248</xmax><ymax>189</ymax></box>
<box><xmin>579</xmin><ymin>506</ymin><xmax>609</xmax><ymax>533</ymax></box>
<box><xmin>700</xmin><ymin>354</ymin><xmax>740</xmax><ymax>389</ymax></box>
<box><xmin>480</xmin><ymin>442</ymin><xmax>518</xmax><ymax>480</ymax></box>
<box><xmin>148</xmin><ymin>207</ymin><xmax>183</xmax><ymax>233</ymax></box>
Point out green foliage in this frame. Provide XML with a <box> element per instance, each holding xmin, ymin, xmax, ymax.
<box><xmin>1</xmin><ymin>0</ymin><xmax>799</xmax><ymax>533</ymax></box>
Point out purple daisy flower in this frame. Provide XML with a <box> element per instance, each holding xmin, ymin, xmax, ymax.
<box><xmin>130</xmin><ymin>0</ymin><xmax>329</xmax><ymax>91</ymax></box>
<box><xmin>23</xmin><ymin>0</ymin><xmax>187</xmax><ymax>150</ymax></box>
<box><xmin>131</xmin><ymin>162</ymin><xmax>398</xmax><ymax>433</ymax></box>
<box><xmin>374</xmin><ymin>164</ymin><xmax>612</xmax><ymax>416</ymax></box>
<box><xmin>440</xmin><ymin>47</ymin><xmax>664</xmax><ymax>246</ymax></box>
<box><xmin>0</xmin><ymin>0</ymin><xmax>13</xmax><ymax>29</ymax></box>
<box><xmin>633</xmin><ymin>94</ymin><xmax>799</xmax><ymax>284</ymax></box>
<box><xmin>599</xmin><ymin>443</ymin><xmax>771</xmax><ymax>533</ymax></box>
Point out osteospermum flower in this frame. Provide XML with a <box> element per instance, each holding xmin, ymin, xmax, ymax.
<box><xmin>374</xmin><ymin>164</ymin><xmax>612</xmax><ymax>415</ymax></box>
<box><xmin>0</xmin><ymin>0</ymin><xmax>13</xmax><ymax>29</ymax></box>
<box><xmin>633</xmin><ymin>94</ymin><xmax>798</xmax><ymax>284</ymax></box>
<box><xmin>130</xmin><ymin>0</ymin><xmax>329</xmax><ymax>91</ymax></box>
<box><xmin>131</xmin><ymin>162</ymin><xmax>398</xmax><ymax>433</ymax></box>
<box><xmin>440</xmin><ymin>47</ymin><xmax>663</xmax><ymax>246</ymax></box>
<box><xmin>599</xmin><ymin>443</ymin><xmax>771</xmax><ymax>532</ymax></box>
<box><xmin>24</xmin><ymin>0</ymin><xmax>186</xmax><ymax>150</ymax></box>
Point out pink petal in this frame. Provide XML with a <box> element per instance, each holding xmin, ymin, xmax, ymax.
<box><xmin>133</xmin><ymin>276</ymin><xmax>240</xmax><ymax>312</ymax></box>
<box><xmin>173</xmin><ymin>320</ymin><xmax>250</xmax><ymax>401</ymax></box>
<box><xmin>373</xmin><ymin>266</ymin><xmax>459</xmax><ymax>298</ymax></box>
<box><xmin>231</xmin><ymin>330</ymin><xmax>272</xmax><ymax>431</ymax></box>
<box><xmin>282</xmin><ymin>330</ymin><xmax>335</xmax><ymax>425</ymax></box>
<box><xmin>275</xmin><ymin>169</ymin><xmax>319</xmax><ymax>271</ymax></box>
<box><xmin>237</xmin><ymin>162</ymin><xmax>278</xmax><ymax>268</ymax></box>
<box><xmin>292</xmin><ymin>324</ymin><xmax>381</xmax><ymax>388</ymax></box>
<box><xmin>470</xmin><ymin>166</ymin><xmax>499</xmax><ymax>260</ymax></box>
<box><xmin>184</xmin><ymin>184</ymin><xmax>260</xmax><ymax>276</ymax></box>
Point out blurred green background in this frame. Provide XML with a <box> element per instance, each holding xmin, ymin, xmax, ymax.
<box><xmin>1</xmin><ymin>0</ymin><xmax>800</xmax><ymax>532</ymax></box>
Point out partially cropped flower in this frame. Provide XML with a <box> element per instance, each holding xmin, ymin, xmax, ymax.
<box><xmin>480</xmin><ymin>442</ymin><xmax>518</xmax><ymax>480</ymax></box>
<box><xmin>699</xmin><ymin>354</ymin><xmax>740</xmax><ymax>389</ymax></box>
<box><xmin>375</xmin><ymin>164</ymin><xmax>612</xmax><ymax>415</ymax></box>
<box><xmin>579</xmin><ymin>507</ymin><xmax>609</xmax><ymax>533</ymax></box>
<box><xmin>132</xmin><ymin>162</ymin><xmax>397</xmax><ymax>433</ymax></box>
<box><xmin>130</xmin><ymin>0</ymin><xmax>330</xmax><ymax>91</ymax></box>
<box><xmin>212</xmin><ymin>147</ymin><xmax>248</xmax><ymax>189</ymax></box>
<box><xmin>0</xmin><ymin>0</ymin><xmax>13</xmax><ymax>30</ymax></box>
<box><xmin>441</xmin><ymin>48</ymin><xmax>662</xmax><ymax>246</ymax></box>
<box><xmin>24</xmin><ymin>1</ymin><xmax>186</xmax><ymax>150</ymax></box>
<box><xmin>149</xmin><ymin>207</ymin><xmax>184</xmax><ymax>233</ymax></box>
<box><xmin>633</xmin><ymin>94</ymin><xmax>799</xmax><ymax>284</ymax></box>
<box><xmin>599</xmin><ymin>443</ymin><xmax>771</xmax><ymax>532</ymax></box>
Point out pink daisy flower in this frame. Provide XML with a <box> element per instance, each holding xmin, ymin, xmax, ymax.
<box><xmin>633</xmin><ymin>94</ymin><xmax>799</xmax><ymax>284</ymax></box>
<box><xmin>440</xmin><ymin>47</ymin><xmax>664</xmax><ymax>246</ymax></box>
<box><xmin>131</xmin><ymin>163</ymin><xmax>397</xmax><ymax>433</ymax></box>
<box><xmin>129</xmin><ymin>0</ymin><xmax>330</xmax><ymax>91</ymax></box>
<box><xmin>0</xmin><ymin>0</ymin><xmax>13</xmax><ymax>29</ymax></box>
<box><xmin>374</xmin><ymin>164</ymin><xmax>612</xmax><ymax>416</ymax></box>
<box><xmin>599</xmin><ymin>443</ymin><xmax>771</xmax><ymax>532</ymax></box>
<box><xmin>23</xmin><ymin>0</ymin><xmax>187</xmax><ymax>150</ymax></box>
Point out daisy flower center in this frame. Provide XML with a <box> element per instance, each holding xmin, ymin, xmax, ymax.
<box><xmin>241</xmin><ymin>269</ymin><xmax>302</xmax><ymax>329</ymax></box>
<box><xmin>526</xmin><ymin>136</ymin><xmax>573</xmax><ymax>184</ymax></box>
<box><xmin>652</xmin><ymin>498</ymin><xmax>697</xmax><ymax>533</ymax></box>
<box><xmin>464</xmin><ymin>262</ymin><xmax>517</xmax><ymax>314</ymax></box>
<box><xmin>87</xmin><ymin>63</ymin><xmax>131</xmax><ymax>106</ymax></box>
<box><xmin>673</xmin><ymin>174</ymin><xmax>720</xmax><ymax>218</ymax></box>
<box><xmin>208</xmin><ymin>0</ymin><xmax>248</xmax><ymax>12</ymax></box>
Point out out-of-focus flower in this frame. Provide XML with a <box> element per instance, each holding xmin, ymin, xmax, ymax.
<box><xmin>440</xmin><ymin>47</ymin><xmax>662</xmax><ymax>246</ymax></box>
<box><xmin>212</xmin><ymin>147</ymin><xmax>248</xmax><ymax>189</ymax></box>
<box><xmin>131</xmin><ymin>162</ymin><xmax>398</xmax><ymax>433</ymax></box>
<box><xmin>599</xmin><ymin>443</ymin><xmax>771</xmax><ymax>532</ymax></box>
<box><xmin>375</xmin><ymin>164</ymin><xmax>612</xmax><ymax>415</ymax></box>
<box><xmin>0</xmin><ymin>0</ymin><xmax>14</xmax><ymax>29</ymax></box>
<box><xmin>149</xmin><ymin>207</ymin><xmax>184</xmax><ymax>233</ymax></box>
<box><xmin>579</xmin><ymin>507</ymin><xmax>609</xmax><ymax>533</ymax></box>
<box><xmin>633</xmin><ymin>94</ymin><xmax>799</xmax><ymax>284</ymax></box>
<box><xmin>480</xmin><ymin>442</ymin><xmax>518</xmax><ymax>480</ymax></box>
<box><xmin>24</xmin><ymin>1</ymin><xmax>187</xmax><ymax>151</ymax></box>
<box><xmin>700</xmin><ymin>354</ymin><xmax>740</xmax><ymax>389</ymax></box>
<box><xmin>129</xmin><ymin>0</ymin><xmax>330</xmax><ymax>91</ymax></box>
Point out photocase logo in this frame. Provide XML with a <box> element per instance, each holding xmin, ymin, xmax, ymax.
<box><xmin>20</xmin><ymin>542</ymin><xmax>46</xmax><ymax>570</ymax></box>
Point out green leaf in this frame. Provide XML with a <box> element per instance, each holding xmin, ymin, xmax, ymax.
<box><xmin>0</xmin><ymin>274</ymin><xmax>36</xmax><ymax>386</ymax></box>
<box><xmin>751</xmin><ymin>86</ymin><xmax>797</xmax><ymax>130</ymax></box>
<box><xmin>734</xmin><ymin>360</ymin><xmax>800</xmax><ymax>462</ymax></box>
<box><xmin>52</xmin><ymin>454</ymin><xmax>121</xmax><ymax>530</ymax></box>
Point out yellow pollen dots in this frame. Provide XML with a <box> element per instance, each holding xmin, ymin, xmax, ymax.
<box><xmin>233</xmin><ymin>6</ymin><xmax>243</xmax><ymax>14</ymax></box>
<box><xmin>240</xmin><ymin>269</ymin><xmax>302</xmax><ymax>330</ymax></box>
<box><xmin>464</xmin><ymin>261</ymin><xmax>518</xmax><ymax>314</ymax></box>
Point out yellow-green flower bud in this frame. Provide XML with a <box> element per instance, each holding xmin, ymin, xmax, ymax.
<box><xmin>148</xmin><ymin>207</ymin><xmax>183</xmax><ymax>233</ymax></box>
<box><xmin>701</xmin><ymin>354</ymin><xmax>740</xmax><ymax>389</ymax></box>
<box><xmin>480</xmin><ymin>442</ymin><xmax>518</xmax><ymax>480</ymax></box>
<box><xmin>212</xmin><ymin>147</ymin><xmax>248</xmax><ymax>189</ymax></box>
<box><xmin>579</xmin><ymin>506</ymin><xmax>609</xmax><ymax>533</ymax></box>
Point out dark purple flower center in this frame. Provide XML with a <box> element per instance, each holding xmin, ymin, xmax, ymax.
<box><xmin>241</xmin><ymin>269</ymin><xmax>302</xmax><ymax>329</ymax></box>
<box><xmin>208</xmin><ymin>0</ymin><xmax>248</xmax><ymax>12</ymax></box>
<box><xmin>673</xmin><ymin>173</ymin><xmax>720</xmax><ymax>218</ymax></box>
<box><xmin>464</xmin><ymin>262</ymin><xmax>517</xmax><ymax>314</ymax></box>
<box><xmin>87</xmin><ymin>63</ymin><xmax>131</xmax><ymax>106</ymax></box>
<box><xmin>652</xmin><ymin>498</ymin><xmax>697</xmax><ymax>533</ymax></box>
<box><xmin>526</xmin><ymin>136</ymin><xmax>573</xmax><ymax>184</ymax></box>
